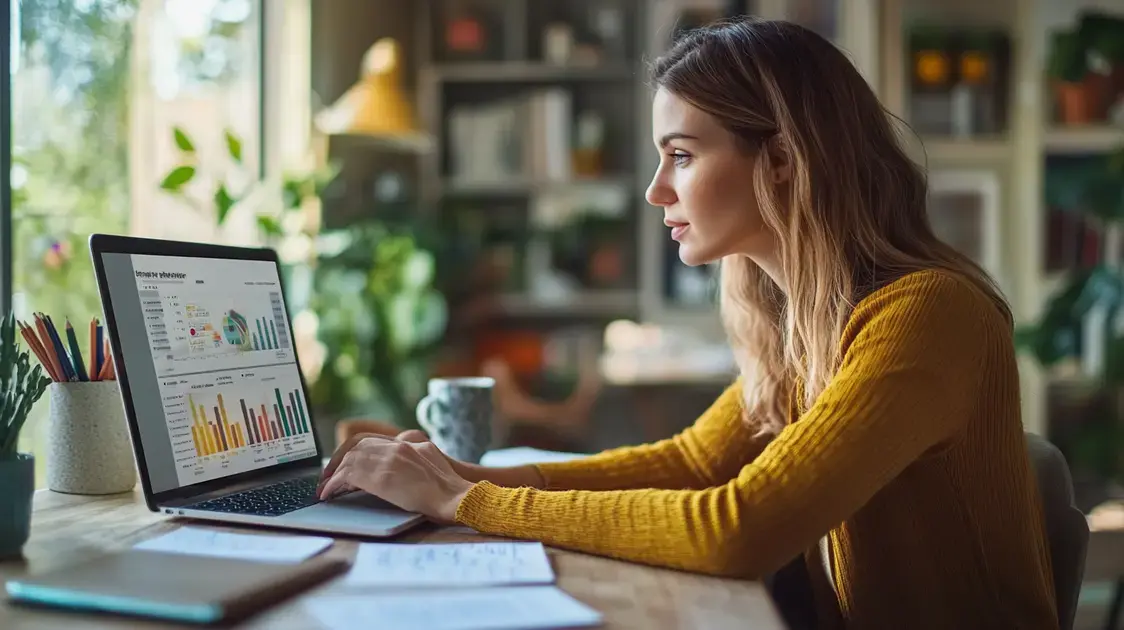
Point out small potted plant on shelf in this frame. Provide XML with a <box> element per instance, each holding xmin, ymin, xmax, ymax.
<box><xmin>1081</xmin><ymin>11</ymin><xmax>1124</xmax><ymax>113</ymax></box>
<box><xmin>1047</xmin><ymin>27</ymin><xmax>1104</xmax><ymax>125</ymax></box>
<box><xmin>0</xmin><ymin>313</ymin><xmax>51</xmax><ymax>558</ymax></box>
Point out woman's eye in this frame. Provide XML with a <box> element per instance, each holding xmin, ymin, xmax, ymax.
<box><xmin>669</xmin><ymin>152</ymin><xmax>691</xmax><ymax>166</ymax></box>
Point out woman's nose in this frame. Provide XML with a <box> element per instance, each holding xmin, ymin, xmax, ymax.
<box><xmin>646</xmin><ymin>174</ymin><xmax>676</xmax><ymax>208</ymax></box>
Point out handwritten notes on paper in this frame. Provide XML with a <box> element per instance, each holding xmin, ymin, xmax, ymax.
<box><xmin>133</xmin><ymin>526</ymin><xmax>333</xmax><ymax>564</ymax></box>
<box><xmin>343</xmin><ymin>542</ymin><xmax>555</xmax><ymax>588</ymax></box>
<box><xmin>306</xmin><ymin>586</ymin><xmax>602</xmax><ymax>630</ymax></box>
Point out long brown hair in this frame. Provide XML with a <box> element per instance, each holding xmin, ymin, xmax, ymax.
<box><xmin>651</xmin><ymin>18</ymin><xmax>1007</xmax><ymax>434</ymax></box>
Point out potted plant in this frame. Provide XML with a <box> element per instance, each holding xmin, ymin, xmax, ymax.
<box><xmin>0</xmin><ymin>313</ymin><xmax>51</xmax><ymax>558</ymax></box>
<box><xmin>1047</xmin><ymin>27</ymin><xmax>1105</xmax><ymax>125</ymax></box>
<box><xmin>309</xmin><ymin>221</ymin><xmax>449</xmax><ymax>430</ymax></box>
<box><xmin>1081</xmin><ymin>11</ymin><xmax>1124</xmax><ymax>107</ymax></box>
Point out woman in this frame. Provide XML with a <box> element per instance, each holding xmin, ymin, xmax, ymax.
<box><xmin>318</xmin><ymin>18</ymin><xmax>1057</xmax><ymax>628</ymax></box>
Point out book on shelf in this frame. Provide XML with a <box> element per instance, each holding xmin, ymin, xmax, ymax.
<box><xmin>447</xmin><ymin>89</ymin><xmax>573</xmax><ymax>186</ymax></box>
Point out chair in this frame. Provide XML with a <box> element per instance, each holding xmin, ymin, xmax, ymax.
<box><xmin>1026</xmin><ymin>432</ymin><xmax>1089</xmax><ymax>630</ymax></box>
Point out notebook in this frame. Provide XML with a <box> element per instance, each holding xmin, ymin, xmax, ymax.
<box><xmin>4</xmin><ymin>549</ymin><xmax>348</xmax><ymax>624</ymax></box>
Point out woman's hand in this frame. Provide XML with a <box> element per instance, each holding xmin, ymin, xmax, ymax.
<box><xmin>317</xmin><ymin>433</ymin><xmax>475</xmax><ymax>523</ymax></box>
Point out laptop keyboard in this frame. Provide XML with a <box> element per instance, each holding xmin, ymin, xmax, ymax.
<box><xmin>185</xmin><ymin>475</ymin><xmax>321</xmax><ymax>517</ymax></box>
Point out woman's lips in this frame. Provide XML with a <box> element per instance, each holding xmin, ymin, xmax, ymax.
<box><xmin>665</xmin><ymin>220</ymin><xmax>689</xmax><ymax>241</ymax></box>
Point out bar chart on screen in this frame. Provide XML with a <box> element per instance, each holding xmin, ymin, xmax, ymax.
<box><xmin>160</xmin><ymin>364</ymin><xmax>316</xmax><ymax>485</ymax></box>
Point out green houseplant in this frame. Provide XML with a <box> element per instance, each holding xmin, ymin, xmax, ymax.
<box><xmin>309</xmin><ymin>222</ymin><xmax>449</xmax><ymax>429</ymax></box>
<box><xmin>1046</xmin><ymin>27</ymin><xmax>1101</xmax><ymax>125</ymax></box>
<box><xmin>0</xmin><ymin>313</ymin><xmax>51</xmax><ymax>558</ymax></box>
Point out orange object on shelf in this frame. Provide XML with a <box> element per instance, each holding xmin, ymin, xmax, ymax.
<box><xmin>474</xmin><ymin>331</ymin><xmax>545</xmax><ymax>377</ymax></box>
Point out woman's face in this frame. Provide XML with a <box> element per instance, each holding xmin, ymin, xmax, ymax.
<box><xmin>645</xmin><ymin>87</ymin><xmax>777</xmax><ymax>268</ymax></box>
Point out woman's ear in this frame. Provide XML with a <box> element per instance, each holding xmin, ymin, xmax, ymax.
<box><xmin>765</xmin><ymin>135</ymin><xmax>792</xmax><ymax>185</ymax></box>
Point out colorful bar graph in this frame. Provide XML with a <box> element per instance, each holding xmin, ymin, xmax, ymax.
<box><xmin>191</xmin><ymin>425</ymin><xmax>204</xmax><ymax>456</ymax></box>
<box><xmin>292</xmin><ymin>391</ymin><xmax>301</xmax><ymax>436</ymax></box>
<box><xmin>272</xmin><ymin>403</ymin><xmax>282</xmax><ymax>435</ymax></box>
<box><xmin>214</xmin><ymin>406</ymin><xmax>228</xmax><ymax>451</ymax></box>
<box><xmin>252</xmin><ymin>333</ymin><xmax>260</xmax><ymax>350</ymax></box>
<box><xmin>296</xmin><ymin>392</ymin><xmax>309</xmax><ymax>434</ymax></box>
<box><xmin>188</xmin><ymin>385</ymin><xmax>312</xmax><ymax>459</ymax></box>
<box><xmin>239</xmin><ymin>400</ymin><xmax>254</xmax><ymax>445</ymax></box>
<box><xmin>273</xmin><ymin>389</ymin><xmax>289</xmax><ymax>436</ymax></box>
<box><xmin>260</xmin><ymin>404</ymin><xmax>271</xmax><ymax>440</ymax></box>
<box><xmin>250</xmin><ymin>408</ymin><xmax>260</xmax><ymax>441</ymax></box>
<box><xmin>218</xmin><ymin>394</ymin><xmax>233</xmax><ymax>450</ymax></box>
<box><xmin>189</xmin><ymin>398</ymin><xmax>206</xmax><ymax>456</ymax></box>
<box><xmin>256</xmin><ymin>319</ymin><xmax>267</xmax><ymax>350</ymax></box>
<box><xmin>269</xmin><ymin>319</ymin><xmax>279</xmax><ymax>350</ymax></box>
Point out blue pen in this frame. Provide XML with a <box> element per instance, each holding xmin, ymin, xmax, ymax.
<box><xmin>44</xmin><ymin>315</ymin><xmax>76</xmax><ymax>382</ymax></box>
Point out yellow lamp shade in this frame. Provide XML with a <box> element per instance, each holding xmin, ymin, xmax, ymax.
<box><xmin>314</xmin><ymin>38</ymin><xmax>426</xmax><ymax>143</ymax></box>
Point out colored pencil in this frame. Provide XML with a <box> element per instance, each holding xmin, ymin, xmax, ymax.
<box><xmin>33</xmin><ymin>315</ymin><xmax>65</xmax><ymax>383</ymax></box>
<box><xmin>18</xmin><ymin>321</ymin><xmax>59</xmax><ymax>381</ymax></box>
<box><xmin>42</xmin><ymin>314</ymin><xmax>75</xmax><ymax>382</ymax></box>
<box><xmin>88</xmin><ymin>318</ymin><xmax>97</xmax><ymax>381</ymax></box>
<box><xmin>102</xmin><ymin>338</ymin><xmax>115</xmax><ymax>381</ymax></box>
<box><xmin>65</xmin><ymin>319</ymin><xmax>88</xmax><ymax>381</ymax></box>
<box><xmin>95</xmin><ymin>322</ymin><xmax>104</xmax><ymax>380</ymax></box>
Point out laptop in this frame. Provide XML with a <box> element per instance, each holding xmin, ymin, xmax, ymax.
<box><xmin>89</xmin><ymin>234</ymin><xmax>426</xmax><ymax>538</ymax></box>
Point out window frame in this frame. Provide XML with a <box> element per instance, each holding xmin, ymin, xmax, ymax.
<box><xmin>0</xmin><ymin>0</ymin><xmax>270</xmax><ymax>315</ymax></box>
<box><xmin>1</xmin><ymin>0</ymin><xmax>12</xmax><ymax>318</ymax></box>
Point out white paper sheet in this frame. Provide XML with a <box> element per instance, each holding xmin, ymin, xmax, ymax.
<box><xmin>305</xmin><ymin>586</ymin><xmax>602</xmax><ymax>630</ymax></box>
<box><xmin>133</xmin><ymin>526</ymin><xmax>333</xmax><ymax>564</ymax></box>
<box><xmin>479</xmin><ymin>447</ymin><xmax>587</xmax><ymax>468</ymax></box>
<box><xmin>344</xmin><ymin>542</ymin><xmax>555</xmax><ymax>588</ymax></box>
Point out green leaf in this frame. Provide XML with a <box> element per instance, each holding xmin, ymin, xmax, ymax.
<box><xmin>282</xmin><ymin>178</ymin><xmax>304</xmax><ymax>210</ymax></box>
<box><xmin>214</xmin><ymin>184</ymin><xmax>236</xmax><ymax>225</ymax></box>
<box><xmin>173</xmin><ymin>127</ymin><xmax>195</xmax><ymax>152</ymax></box>
<box><xmin>257</xmin><ymin>215</ymin><xmax>283</xmax><ymax>236</ymax></box>
<box><xmin>159</xmin><ymin>166</ymin><xmax>195</xmax><ymax>192</ymax></box>
<box><xmin>400</xmin><ymin>250</ymin><xmax>435</xmax><ymax>289</ymax></box>
<box><xmin>224</xmin><ymin>130</ymin><xmax>243</xmax><ymax>163</ymax></box>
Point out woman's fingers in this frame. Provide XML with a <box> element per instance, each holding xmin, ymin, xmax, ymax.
<box><xmin>396</xmin><ymin>429</ymin><xmax>429</xmax><ymax>443</ymax></box>
<box><xmin>318</xmin><ymin>434</ymin><xmax>393</xmax><ymax>491</ymax></box>
<box><xmin>318</xmin><ymin>464</ymin><xmax>353</xmax><ymax>499</ymax></box>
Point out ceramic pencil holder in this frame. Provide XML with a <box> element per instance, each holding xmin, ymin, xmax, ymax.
<box><xmin>46</xmin><ymin>381</ymin><xmax>137</xmax><ymax>495</ymax></box>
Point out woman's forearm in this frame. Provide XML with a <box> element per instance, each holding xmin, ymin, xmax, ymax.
<box><xmin>451</xmin><ymin>460</ymin><xmax>546</xmax><ymax>489</ymax></box>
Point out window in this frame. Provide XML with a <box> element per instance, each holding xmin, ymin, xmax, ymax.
<box><xmin>7</xmin><ymin>0</ymin><xmax>263</xmax><ymax>484</ymax></box>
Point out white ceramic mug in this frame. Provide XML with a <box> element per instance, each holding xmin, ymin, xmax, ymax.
<box><xmin>46</xmin><ymin>381</ymin><xmax>137</xmax><ymax>495</ymax></box>
<box><xmin>415</xmin><ymin>377</ymin><xmax>495</xmax><ymax>463</ymax></box>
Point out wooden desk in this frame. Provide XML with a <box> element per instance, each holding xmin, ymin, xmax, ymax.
<box><xmin>0</xmin><ymin>489</ymin><xmax>786</xmax><ymax>629</ymax></box>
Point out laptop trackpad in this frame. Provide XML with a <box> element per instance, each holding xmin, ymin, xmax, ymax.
<box><xmin>279</xmin><ymin>492</ymin><xmax>420</xmax><ymax>530</ymax></box>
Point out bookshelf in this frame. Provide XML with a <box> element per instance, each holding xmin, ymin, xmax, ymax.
<box><xmin>415</xmin><ymin>0</ymin><xmax>646</xmax><ymax>322</ymax></box>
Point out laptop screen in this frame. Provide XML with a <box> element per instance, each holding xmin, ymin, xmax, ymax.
<box><xmin>100</xmin><ymin>252</ymin><xmax>318</xmax><ymax>494</ymax></box>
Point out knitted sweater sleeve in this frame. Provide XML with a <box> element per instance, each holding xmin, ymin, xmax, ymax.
<box><xmin>531</xmin><ymin>378</ymin><xmax>773</xmax><ymax>491</ymax></box>
<box><xmin>454</xmin><ymin>274</ymin><xmax>990</xmax><ymax>577</ymax></box>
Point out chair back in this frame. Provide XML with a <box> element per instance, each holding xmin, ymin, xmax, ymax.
<box><xmin>1025</xmin><ymin>432</ymin><xmax>1089</xmax><ymax>630</ymax></box>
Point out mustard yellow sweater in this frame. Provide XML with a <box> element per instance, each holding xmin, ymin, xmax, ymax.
<box><xmin>455</xmin><ymin>270</ymin><xmax>1058</xmax><ymax>629</ymax></box>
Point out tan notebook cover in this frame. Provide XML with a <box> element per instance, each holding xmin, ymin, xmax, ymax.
<box><xmin>5</xmin><ymin>549</ymin><xmax>349</xmax><ymax>624</ymax></box>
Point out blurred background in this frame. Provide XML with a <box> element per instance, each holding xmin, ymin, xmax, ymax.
<box><xmin>4</xmin><ymin>0</ymin><xmax>1124</xmax><ymax>623</ymax></box>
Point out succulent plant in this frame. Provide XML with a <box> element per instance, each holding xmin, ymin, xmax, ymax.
<box><xmin>0</xmin><ymin>313</ymin><xmax>51</xmax><ymax>458</ymax></box>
